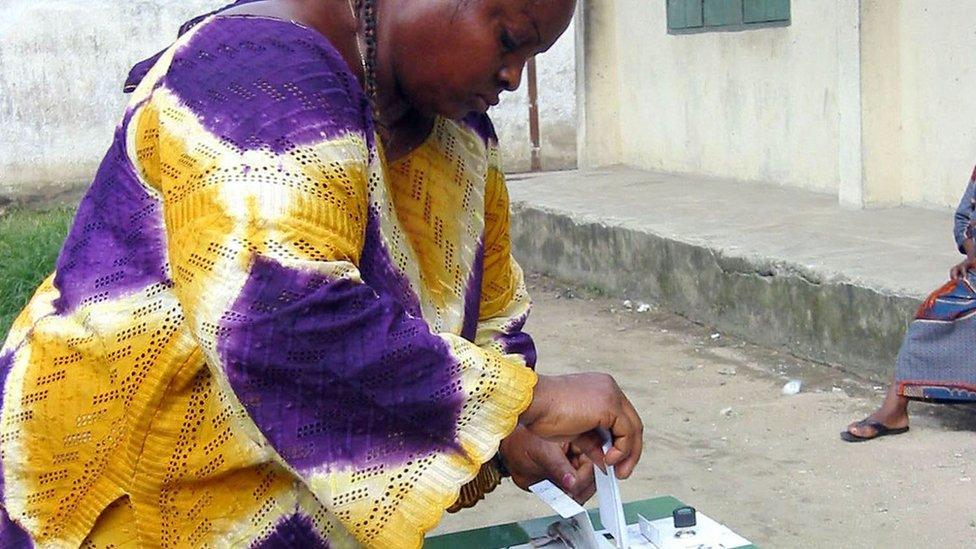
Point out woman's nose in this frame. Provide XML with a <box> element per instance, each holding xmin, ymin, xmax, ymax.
<box><xmin>498</xmin><ymin>62</ymin><xmax>525</xmax><ymax>92</ymax></box>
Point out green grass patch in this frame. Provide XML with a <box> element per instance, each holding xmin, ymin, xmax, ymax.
<box><xmin>0</xmin><ymin>207</ymin><xmax>75</xmax><ymax>339</ymax></box>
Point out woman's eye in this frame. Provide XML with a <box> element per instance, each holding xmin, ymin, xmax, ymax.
<box><xmin>500</xmin><ymin>30</ymin><xmax>518</xmax><ymax>53</ymax></box>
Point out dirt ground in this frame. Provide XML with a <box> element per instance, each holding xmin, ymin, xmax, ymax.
<box><xmin>432</xmin><ymin>275</ymin><xmax>976</xmax><ymax>547</ymax></box>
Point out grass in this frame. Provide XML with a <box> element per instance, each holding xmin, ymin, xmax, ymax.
<box><xmin>0</xmin><ymin>207</ymin><xmax>75</xmax><ymax>339</ymax></box>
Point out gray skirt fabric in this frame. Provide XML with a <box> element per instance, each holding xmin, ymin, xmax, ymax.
<box><xmin>895</xmin><ymin>276</ymin><xmax>976</xmax><ymax>401</ymax></box>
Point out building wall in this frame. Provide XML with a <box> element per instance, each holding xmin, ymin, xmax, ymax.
<box><xmin>581</xmin><ymin>0</ymin><xmax>976</xmax><ymax>209</ymax></box>
<box><xmin>0</xmin><ymin>1</ymin><xmax>578</xmax><ymax>203</ymax></box>
<box><xmin>492</xmin><ymin>19</ymin><xmax>578</xmax><ymax>174</ymax></box>
<box><xmin>576</xmin><ymin>1</ymin><xmax>622</xmax><ymax>170</ymax></box>
<box><xmin>0</xmin><ymin>0</ymin><xmax>215</xmax><ymax>202</ymax></box>
<box><xmin>590</xmin><ymin>0</ymin><xmax>845</xmax><ymax>195</ymax></box>
<box><xmin>861</xmin><ymin>0</ymin><xmax>976</xmax><ymax>208</ymax></box>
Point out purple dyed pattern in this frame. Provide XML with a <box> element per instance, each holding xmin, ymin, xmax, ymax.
<box><xmin>125</xmin><ymin>0</ymin><xmax>268</xmax><ymax>92</ymax></box>
<box><xmin>52</xmin><ymin>127</ymin><xmax>169</xmax><ymax>315</ymax></box>
<box><xmin>459</xmin><ymin>241</ymin><xmax>485</xmax><ymax>342</ymax></box>
<box><xmin>359</xmin><ymin>209</ymin><xmax>424</xmax><ymax>319</ymax></box>
<box><xmin>0</xmin><ymin>350</ymin><xmax>12</xmax><ymax>501</ymax></box>
<box><xmin>163</xmin><ymin>17</ymin><xmax>368</xmax><ymax>155</ymax></box>
<box><xmin>0</xmin><ymin>347</ymin><xmax>28</xmax><ymax>549</ymax></box>
<box><xmin>460</xmin><ymin>112</ymin><xmax>498</xmax><ymax>145</ymax></box>
<box><xmin>0</xmin><ymin>506</ymin><xmax>31</xmax><ymax>549</ymax></box>
<box><xmin>496</xmin><ymin>314</ymin><xmax>538</xmax><ymax>369</ymax></box>
<box><xmin>216</xmin><ymin>256</ymin><xmax>465</xmax><ymax>472</ymax></box>
<box><xmin>252</xmin><ymin>514</ymin><xmax>328</xmax><ymax>549</ymax></box>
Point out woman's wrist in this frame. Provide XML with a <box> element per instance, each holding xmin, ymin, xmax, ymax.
<box><xmin>521</xmin><ymin>374</ymin><xmax>552</xmax><ymax>429</ymax></box>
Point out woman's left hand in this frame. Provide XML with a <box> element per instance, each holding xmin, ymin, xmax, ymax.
<box><xmin>950</xmin><ymin>257</ymin><xmax>976</xmax><ymax>280</ymax></box>
<box><xmin>499</xmin><ymin>425</ymin><xmax>597</xmax><ymax>504</ymax></box>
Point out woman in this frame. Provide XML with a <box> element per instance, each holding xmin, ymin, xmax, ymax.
<box><xmin>0</xmin><ymin>0</ymin><xmax>643</xmax><ymax>546</ymax></box>
<box><xmin>843</xmin><ymin>164</ymin><xmax>976</xmax><ymax>442</ymax></box>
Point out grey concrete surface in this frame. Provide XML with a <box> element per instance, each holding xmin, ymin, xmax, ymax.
<box><xmin>506</xmin><ymin>167</ymin><xmax>961</xmax><ymax>379</ymax></box>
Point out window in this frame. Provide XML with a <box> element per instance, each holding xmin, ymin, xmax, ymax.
<box><xmin>667</xmin><ymin>0</ymin><xmax>790</xmax><ymax>33</ymax></box>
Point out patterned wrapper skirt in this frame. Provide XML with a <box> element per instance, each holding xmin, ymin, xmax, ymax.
<box><xmin>895</xmin><ymin>275</ymin><xmax>976</xmax><ymax>401</ymax></box>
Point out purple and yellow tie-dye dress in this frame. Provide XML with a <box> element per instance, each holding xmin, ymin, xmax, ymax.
<box><xmin>0</xmin><ymin>14</ymin><xmax>537</xmax><ymax>548</ymax></box>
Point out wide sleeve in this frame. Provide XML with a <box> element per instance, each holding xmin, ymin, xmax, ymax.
<box><xmin>446</xmin><ymin>157</ymin><xmax>537</xmax><ymax>512</ymax></box>
<box><xmin>475</xmin><ymin>162</ymin><xmax>537</xmax><ymax>370</ymax></box>
<box><xmin>134</xmin><ymin>18</ymin><xmax>536</xmax><ymax>548</ymax></box>
<box><xmin>953</xmin><ymin>167</ymin><xmax>976</xmax><ymax>254</ymax></box>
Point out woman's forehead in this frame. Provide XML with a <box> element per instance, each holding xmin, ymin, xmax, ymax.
<box><xmin>495</xmin><ymin>0</ymin><xmax>575</xmax><ymax>50</ymax></box>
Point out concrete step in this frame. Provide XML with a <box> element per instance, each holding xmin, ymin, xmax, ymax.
<box><xmin>507</xmin><ymin>167</ymin><xmax>960</xmax><ymax>380</ymax></box>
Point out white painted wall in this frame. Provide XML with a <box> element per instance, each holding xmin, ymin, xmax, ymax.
<box><xmin>491</xmin><ymin>19</ymin><xmax>578</xmax><ymax>174</ymax></box>
<box><xmin>580</xmin><ymin>0</ymin><xmax>976</xmax><ymax>209</ymax></box>
<box><xmin>861</xmin><ymin>0</ymin><xmax>976</xmax><ymax>208</ymax></box>
<box><xmin>587</xmin><ymin>0</ymin><xmax>844</xmax><ymax>194</ymax></box>
<box><xmin>0</xmin><ymin>0</ymin><xmax>215</xmax><ymax>201</ymax></box>
<box><xmin>0</xmin><ymin>1</ymin><xmax>578</xmax><ymax>202</ymax></box>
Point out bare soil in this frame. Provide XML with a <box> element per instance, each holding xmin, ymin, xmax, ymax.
<box><xmin>433</xmin><ymin>275</ymin><xmax>976</xmax><ymax>548</ymax></box>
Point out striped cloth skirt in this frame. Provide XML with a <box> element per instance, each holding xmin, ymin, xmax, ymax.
<box><xmin>895</xmin><ymin>275</ymin><xmax>976</xmax><ymax>401</ymax></box>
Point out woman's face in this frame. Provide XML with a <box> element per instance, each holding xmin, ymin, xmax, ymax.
<box><xmin>386</xmin><ymin>0</ymin><xmax>576</xmax><ymax>119</ymax></box>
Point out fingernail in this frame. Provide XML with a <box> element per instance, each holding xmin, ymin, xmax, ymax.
<box><xmin>561</xmin><ymin>473</ymin><xmax>576</xmax><ymax>489</ymax></box>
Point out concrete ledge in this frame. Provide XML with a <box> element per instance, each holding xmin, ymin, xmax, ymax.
<box><xmin>0</xmin><ymin>180</ymin><xmax>88</xmax><ymax>210</ymax></box>
<box><xmin>508</xmin><ymin>168</ymin><xmax>958</xmax><ymax>380</ymax></box>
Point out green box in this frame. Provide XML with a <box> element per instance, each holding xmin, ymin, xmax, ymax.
<box><xmin>425</xmin><ymin>496</ymin><xmax>758</xmax><ymax>548</ymax></box>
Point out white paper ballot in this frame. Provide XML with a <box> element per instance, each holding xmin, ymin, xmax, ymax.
<box><xmin>594</xmin><ymin>428</ymin><xmax>628</xmax><ymax>548</ymax></box>
<box><xmin>528</xmin><ymin>480</ymin><xmax>610</xmax><ymax>549</ymax></box>
<box><xmin>518</xmin><ymin>430</ymin><xmax>752</xmax><ymax>549</ymax></box>
<box><xmin>529</xmin><ymin>480</ymin><xmax>587</xmax><ymax>520</ymax></box>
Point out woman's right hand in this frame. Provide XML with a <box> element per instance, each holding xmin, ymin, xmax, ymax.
<box><xmin>950</xmin><ymin>257</ymin><xmax>976</xmax><ymax>280</ymax></box>
<box><xmin>520</xmin><ymin>373</ymin><xmax>644</xmax><ymax>479</ymax></box>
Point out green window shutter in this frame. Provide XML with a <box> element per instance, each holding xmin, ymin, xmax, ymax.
<box><xmin>667</xmin><ymin>0</ymin><xmax>704</xmax><ymax>30</ymax></box>
<box><xmin>703</xmin><ymin>0</ymin><xmax>742</xmax><ymax>27</ymax></box>
<box><xmin>743</xmin><ymin>0</ymin><xmax>791</xmax><ymax>23</ymax></box>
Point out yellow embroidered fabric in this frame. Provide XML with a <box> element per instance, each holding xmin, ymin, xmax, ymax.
<box><xmin>0</xmin><ymin>15</ymin><xmax>537</xmax><ymax>548</ymax></box>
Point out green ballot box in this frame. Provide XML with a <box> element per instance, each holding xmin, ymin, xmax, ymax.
<box><xmin>424</xmin><ymin>496</ymin><xmax>758</xmax><ymax>549</ymax></box>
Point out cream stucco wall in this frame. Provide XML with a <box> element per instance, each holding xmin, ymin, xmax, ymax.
<box><xmin>581</xmin><ymin>0</ymin><xmax>976</xmax><ymax>209</ymax></box>
<box><xmin>576</xmin><ymin>1</ymin><xmax>622</xmax><ymax>169</ymax></box>
<box><xmin>0</xmin><ymin>0</ymin><xmax>216</xmax><ymax>202</ymax></box>
<box><xmin>861</xmin><ymin>0</ymin><xmax>976</xmax><ymax>208</ymax></box>
<box><xmin>491</xmin><ymin>19</ymin><xmax>578</xmax><ymax>174</ymax></box>
<box><xmin>589</xmin><ymin>0</ymin><xmax>845</xmax><ymax>194</ymax></box>
<box><xmin>0</xmin><ymin>1</ymin><xmax>578</xmax><ymax>202</ymax></box>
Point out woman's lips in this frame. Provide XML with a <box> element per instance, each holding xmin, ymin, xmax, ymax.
<box><xmin>474</xmin><ymin>94</ymin><xmax>500</xmax><ymax>112</ymax></box>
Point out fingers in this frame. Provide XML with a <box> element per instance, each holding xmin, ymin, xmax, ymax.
<box><xmin>573</xmin><ymin>430</ymin><xmax>608</xmax><ymax>473</ymax></box>
<box><xmin>604</xmin><ymin>395</ymin><xmax>644</xmax><ymax>479</ymax></box>
<box><xmin>570</xmin><ymin>456</ymin><xmax>596</xmax><ymax>504</ymax></box>
<box><xmin>535</xmin><ymin>441</ymin><xmax>581</xmax><ymax>492</ymax></box>
<box><xmin>522</xmin><ymin>372</ymin><xmax>644</xmax><ymax>480</ymax></box>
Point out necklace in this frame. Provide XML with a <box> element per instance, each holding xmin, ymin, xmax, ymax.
<box><xmin>346</xmin><ymin>0</ymin><xmax>393</xmax><ymax>152</ymax></box>
<box><xmin>346</xmin><ymin>0</ymin><xmax>368</xmax><ymax>84</ymax></box>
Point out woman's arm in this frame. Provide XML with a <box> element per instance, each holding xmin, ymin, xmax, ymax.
<box><xmin>952</xmin><ymin>170</ymin><xmax>976</xmax><ymax>254</ymax></box>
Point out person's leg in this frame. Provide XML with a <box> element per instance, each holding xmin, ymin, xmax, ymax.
<box><xmin>845</xmin><ymin>382</ymin><xmax>910</xmax><ymax>439</ymax></box>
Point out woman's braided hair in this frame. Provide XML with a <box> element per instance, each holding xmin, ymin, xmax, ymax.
<box><xmin>352</xmin><ymin>0</ymin><xmax>380</xmax><ymax>122</ymax></box>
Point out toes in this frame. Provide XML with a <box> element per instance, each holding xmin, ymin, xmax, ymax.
<box><xmin>847</xmin><ymin>422</ymin><xmax>876</xmax><ymax>438</ymax></box>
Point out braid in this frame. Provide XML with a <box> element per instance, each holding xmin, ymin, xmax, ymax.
<box><xmin>354</xmin><ymin>0</ymin><xmax>380</xmax><ymax>123</ymax></box>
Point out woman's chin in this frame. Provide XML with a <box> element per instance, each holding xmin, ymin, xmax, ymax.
<box><xmin>434</xmin><ymin>99</ymin><xmax>487</xmax><ymax>120</ymax></box>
